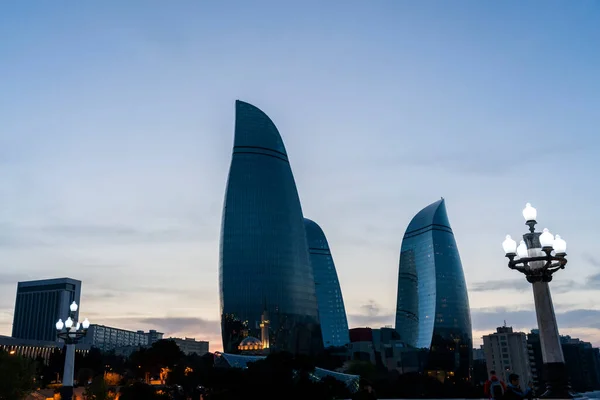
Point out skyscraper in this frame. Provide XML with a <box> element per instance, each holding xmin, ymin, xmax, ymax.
<box><xmin>12</xmin><ymin>278</ymin><xmax>81</xmax><ymax>341</ymax></box>
<box><xmin>395</xmin><ymin>199</ymin><xmax>472</xmax><ymax>382</ymax></box>
<box><xmin>304</xmin><ymin>218</ymin><xmax>350</xmax><ymax>348</ymax></box>
<box><xmin>219</xmin><ymin>100</ymin><xmax>322</xmax><ymax>354</ymax></box>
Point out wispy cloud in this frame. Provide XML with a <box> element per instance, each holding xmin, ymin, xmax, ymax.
<box><xmin>138</xmin><ymin>317</ymin><xmax>220</xmax><ymax>334</ymax></box>
<box><xmin>470</xmin><ymin>277</ymin><xmax>580</xmax><ymax>294</ymax></box>
<box><xmin>358</xmin><ymin>144</ymin><xmax>586</xmax><ymax>176</ymax></box>
<box><xmin>0</xmin><ymin>272</ymin><xmax>39</xmax><ymax>286</ymax></box>
<box><xmin>584</xmin><ymin>273</ymin><xmax>600</xmax><ymax>290</ymax></box>
<box><xmin>0</xmin><ymin>222</ymin><xmax>214</xmax><ymax>247</ymax></box>
<box><xmin>348</xmin><ymin>300</ymin><xmax>394</xmax><ymax>328</ymax></box>
<box><xmin>471</xmin><ymin>307</ymin><xmax>600</xmax><ymax>333</ymax></box>
<box><xmin>583</xmin><ymin>254</ymin><xmax>600</xmax><ymax>268</ymax></box>
<box><xmin>470</xmin><ymin>279</ymin><xmax>531</xmax><ymax>293</ymax></box>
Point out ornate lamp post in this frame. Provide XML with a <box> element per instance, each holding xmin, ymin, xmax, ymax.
<box><xmin>55</xmin><ymin>301</ymin><xmax>90</xmax><ymax>400</ymax></box>
<box><xmin>502</xmin><ymin>203</ymin><xmax>575</xmax><ymax>398</ymax></box>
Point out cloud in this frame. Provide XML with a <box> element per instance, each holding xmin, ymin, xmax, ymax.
<box><xmin>359</xmin><ymin>143</ymin><xmax>586</xmax><ymax>176</ymax></box>
<box><xmin>0</xmin><ymin>222</ymin><xmax>214</xmax><ymax>248</ymax></box>
<box><xmin>82</xmin><ymin>291</ymin><xmax>118</xmax><ymax>301</ymax></box>
<box><xmin>138</xmin><ymin>317</ymin><xmax>220</xmax><ymax>334</ymax></box>
<box><xmin>0</xmin><ymin>272</ymin><xmax>38</xmax><ymax>286</ymax></box>
<box><xmin>39</xmin><ymin>223</ymin><xmax>210</xmax><ymax>244</ymax></box>
<box><xmin>470</xmin><ymin>279</ymin><xmax>531</xmax><ymax>293</ymax></box>
<box><xmin>347</xmin><ymin>300</ymin><xmax>394</xmax><ymax>328</ymax></box>
<box><xmin>584</xmin><ymin>273</ymin><xmax>600</xmax><ymax>290</ymax></box>
<box><xmin>469</xmin><ymin>277</ymin><xmax>579</xmax><ymax>294</ymax></box>
<box><xmin>583</xmin><ymin>254</ymin><xmax>600</xmax><ymax>268</ymax></box>
<box><xmin>83</xmin><ymin>316</ymin><xmax>221</xmax><ymax>337</ymax></box>
<box><xmin>471</xmin><ymin>307</ymin><xmax>600</xmax><ymax>332</ymax></box>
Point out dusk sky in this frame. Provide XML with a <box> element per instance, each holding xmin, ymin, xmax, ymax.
<box><xmin>1</xmin><ymin>1</ymin><xmax>599</xmax><ymax>352</ymax></box>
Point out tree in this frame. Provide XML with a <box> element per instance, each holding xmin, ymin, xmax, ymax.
<box><xmin>80</xmin><ymin>347</ymin><xmax>104</xmax><ymax>377</ymax></box>
<box><xmin>148</xmin><ymin>340</ymin><xmax>184</xmax><ymax>369</ymax></box>
<box><xmin>128</xmin><ymin>340</ymin><xmax>183</xmax><ymax>382</ymax></box>
<box><xmin>77</xmin><ymin>368</ymin><xmax>95</xmax><ymax>385</ymax></box>
<box><xmin>0</xmin><ymin>350</ymin><xmax>36</xmax><ymax>400</ymax></box>
<box><xmin>103</xmin><ymin>372</ymin><xmax>122</xmax><ymax>386</ymax></box>
<box><xmin>119</xmin><ymin>382</ymin><xmax>164</xmax><ymax>400</ymax></box>
<box><xmin>83</xmin><ymin>375</ymin><xmax>111</xmax><ymax>400</ymax></box>
<box><xmin>315</xmin><ymin>346</ymin><xmax>348</xmax><ymax>371</ymax></box>
<box><xmin>345</xmin><ymin>360</ymin><xmax>377</xmax><ymax>382</ymax></box>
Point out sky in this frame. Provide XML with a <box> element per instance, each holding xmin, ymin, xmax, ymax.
<box><xmin>1</xmin><ymin>1</ymin><xmax>600</xmax><ymax>352</ymax></box>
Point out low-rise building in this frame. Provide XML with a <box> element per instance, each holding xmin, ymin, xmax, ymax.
<box><xmin>80</xmin><ymin>324</ymin><xmax>163</xmax><ymax>352</ymax></box>
<box><xmin>0</xmin><ymin>335</ymin><xmax>90</xmax><ymax>364</ymax></box>
<box><xmin>170</xmin><ymin>337</ymin><xmax>209</xmax><ymax>356</ymax></box>
<box><xmin>528</xmin><ymin>330</ymin><xmax>600</xmax><ymax>393</ymax></box>
<box><xmin>348</xmin><ymin>327</ymin><xmax>425</xmax><ymax>374</ymax></box>
<box><xmin>472</xmin><ymin>346</ymin><xmax>489</xmax><ymax>386</ymax></box>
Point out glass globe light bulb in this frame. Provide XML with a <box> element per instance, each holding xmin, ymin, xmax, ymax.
<box><xmin>554</xmin><ymin>235</ymin><xmax>567</xmax><ymax>254</ymax></box>
<box><xmin>517</xmin><ymin>240</ymin><xmax>528</xmax><ymax>258</ymax></box>
<box><xmin>56</xmin><ymin>319</ymin><xmax>64</xmax><ymax>331</ymax></box>
<box><xmin>522</xmin><ymin>203</ymin><xmax>537</xmax><ymax>222</ymax></box>
<box><xmin>539</xmin><ymin>228</ymin><xmax>554</xmax><ymax>249</ymax></box>
<box><xmin>65</xmin><ymin>317</ymin><xmax>73</xmax><ymax>328</ymax></box>
<box><xmin>70</xmin><ymin>301</ymin><xmax>78</xmax><ymax>312</ymax></box>
<box><xmin>82</xmin><ymin>318</ymin><xmax>90</xmax><ymax>330</ymax></box>
<box><xmin>502</xmin><ymin>235</ymin><xmax>517</xmax><ymax>255</ymax></box>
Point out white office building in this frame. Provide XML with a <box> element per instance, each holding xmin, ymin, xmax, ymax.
<box><xmin>483</xmin><ymin>326</ymin><xmax>533</xmax><ymax>384</ymax></box>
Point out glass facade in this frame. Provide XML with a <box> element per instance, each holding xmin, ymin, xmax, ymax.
<box><xmin>304</xmin><ymin>218</ymin><xmax>350</xmax><ymax>348</ymax></box>
<box><xmin>12</xmin><ymin>278</ymin><xmax>81</xmax><ymax>342</ymax></box>
<box><xmin>395</xmin><ymin>199</ymin><xmax>473</xmax><ymax>382</ymax></box>
<box><xmin>219</xmin><ymin>100</ymin><xmax>322</xmax><ymax>355</ymax></box>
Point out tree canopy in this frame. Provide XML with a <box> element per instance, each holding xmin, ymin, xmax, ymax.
<box><xmin>0</xmin><ymin>350</ymin><xmax>36</xmax><ymax>400</ymax></box>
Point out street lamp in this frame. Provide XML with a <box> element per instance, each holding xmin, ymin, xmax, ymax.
<box><xmin>55</xmin><ymin>301</ymin><xmax>90</xmax><ymax>400</ymax></box>
<box><xmin>502</xmin><ymin>203</ymin><xmax>575</xmax><ymax>398</ymax></box>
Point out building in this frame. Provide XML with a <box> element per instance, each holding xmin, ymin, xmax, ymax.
<box><xmin>528</xmin><ymin>330</ymin><xmax>600</xmax><ymax>393</ymax></box>
<box><xmin>219</xmin><ymin>100</ymin><xmax>322</xmax><ymax>354</ymax></box>
<box><xmin>170</xmin><ymin>337</ymin><xmax>209</xmax><ymax>356</ymax></box>
<box><xmin>394</xmin><ymin>199</ymin><xmax>473</xmax><ymax>382</ymax></box>
<box><xmin>473</xmin><ymin>346</ymin><xmax>485</xmax><ymax>361</ymax></box>
<box><xmin>146</xmin><ymin>329</ymin><xmax>163</xmax><ymax>345</ymax></box>
<box><xmin>348</xmin><ymin>327</ymin><xmax>426</xmax><ymax>373</ymax></box>
<box><xmin>80</xmin><ymin>324</ymin><xmax>163</xmax><ymax>352</ymax></box>
<box><xmin>304</xmin><ymin>218</ymin><xmax>350</xmax><ymax>348</ymax></box>
<box><xmin>214</xmin><ymin>352</ymin><xmax>360</xmax><ymax>392</ymax></box>
<box><xmin>472</xmin><ymin>346</ymin><xmax>489</xmax><ymax>386</ymax></box>
<box><xmin>483</xmin><ymin>326</ymin><xmax>533</xmax><ymax>385</ymax></box>
<box><xmin>12</xmin><ymin>278</ymin><xmax>81</xmax><ymax>342</ymax></box>
<box><xmin>0</xmin><ymin>335</ymin><xmax>90</xmax><ymax>364</ymax></box>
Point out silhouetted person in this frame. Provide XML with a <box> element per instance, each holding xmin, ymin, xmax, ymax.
<box><xmin>504</xmin><ymin>373</ymin><xmax>533</xmax><ymax>400</ymax></box>
<box><xmin>484</xmin><ymin>370</ymin><xmax>507</xmax><ymax>399</ymax></box>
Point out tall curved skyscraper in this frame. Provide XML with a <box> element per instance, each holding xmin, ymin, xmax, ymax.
<box><xmin>219</xmin><ymin>100</ymin><xmax>322</xmax><ymax>355</ymax></box>
<box><xmin>395</xmin><ymin>199</ymin><xmax>472</xmax><ymax>382</ymax></box>
<box><xmin>304</xmin><ymin>218</ymin><xmax>350</xmax><ymax>348</ymax></box>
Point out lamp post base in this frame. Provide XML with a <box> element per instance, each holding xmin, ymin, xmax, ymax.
<box><xmin>60</xmin><ymin>385</ymin><xmax>74</xmax><ymax>400</ymax></box>
<box><xmin>540</xmin><ymin>362</ymin><xmax>579</xmax><ymax>399</ymax></box>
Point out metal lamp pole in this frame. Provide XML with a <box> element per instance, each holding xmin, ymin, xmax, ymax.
<box><xmin>55</xmin><ymin>301</ymin><xmax>90</xmax><ymax>400</ymax></box>
<box><xmin>502</xmin><ymin>203</ymin><xmax>575</xmax><ymax>399</ymax></box>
